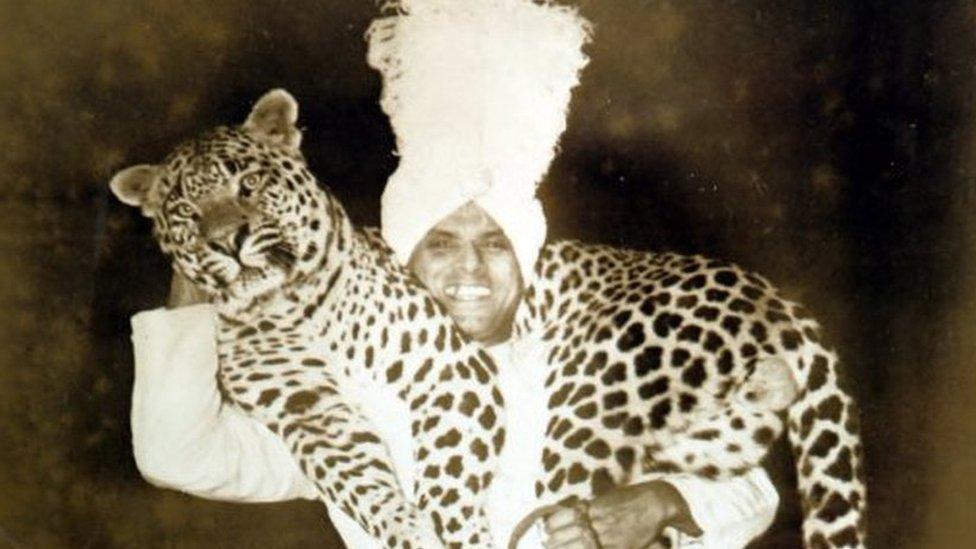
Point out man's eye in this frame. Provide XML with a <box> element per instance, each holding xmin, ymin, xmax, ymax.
<box><xmin>481</xmin><ymin>237</ymin><xmax>511</xmax><ymax>251</ymax></box>
<box><xmin>426</xmin><ymin>237</ymin><xmax>455</xmax><ymax>250</ymax></box>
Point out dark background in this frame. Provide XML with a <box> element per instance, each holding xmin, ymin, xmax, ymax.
<box><xmin>1</xmin><ymin>0</ymin><xmax>974</xmax><ymax>547</ymax></box>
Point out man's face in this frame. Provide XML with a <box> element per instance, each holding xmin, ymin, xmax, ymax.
<box><xmin>408</xmin><ymin>202</ymin><xmax>522</xmax><ymax>345</ymax></box>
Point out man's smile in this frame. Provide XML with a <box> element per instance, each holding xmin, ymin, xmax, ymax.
<box><xmin>443</xmin><ymin>283</ymin><xmax>492</xmax><ymax>301</ymax></box>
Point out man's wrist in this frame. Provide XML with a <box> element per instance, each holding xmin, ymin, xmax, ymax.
<box><xmin>644</xmin><ymin>480</ymin><xmax>704</xmax><ymax>536</ymax></box>
<box><xmin>166</xmin><ymin>272</ymin><xmax>209</xmax><ymax>309</ymax></box>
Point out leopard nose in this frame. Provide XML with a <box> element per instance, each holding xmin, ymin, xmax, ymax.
<box><xmin>233</xmin><ymin>225</ymin><xmax>249</xmax><ymax>250</ymax></box>
<box><xmin>200</xmin><ymin>198</ymin><xmax>253</xmax><ymax>240</ymax></box>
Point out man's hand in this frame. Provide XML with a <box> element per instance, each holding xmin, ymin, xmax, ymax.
<box><xmin>542</xmin><ymin>501</ymin><xmax>600</xmax><ymax>549</ymax></box>
<box><xmin>166</xmin><ymin>271</ymin><xmax>210</xmax><ymax>309</ymax></box>
<box><xmin>542</xmin><ymin>481</ymin><xmax>702</xmax><ymax>549</ymax></box>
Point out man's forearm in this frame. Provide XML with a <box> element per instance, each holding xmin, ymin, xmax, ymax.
<box><xmin>130</xmin><ymin>304</ymin><xmax>317</xmax><ymax>502</ymax></box>
<box><xmin>663</xmin><ymin>467</ymin><xmax>779</xmax><ymax>547</ymax></box>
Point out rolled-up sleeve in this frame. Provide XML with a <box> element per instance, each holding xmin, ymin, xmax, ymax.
<box><xmin>663</xmin><ymin>467</ymin><xmax>779</xmax><ymax>548</ymax></box>
<box><xmin>129</xmin><ymin>305</ymin><xmax>318</xmax><ymax>502</ymax></box>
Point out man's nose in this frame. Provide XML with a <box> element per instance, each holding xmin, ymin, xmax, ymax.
<box><xmin>457</xmin><ymin>242</ymin><xmax>485</xmax><ymax>273</ymax></box>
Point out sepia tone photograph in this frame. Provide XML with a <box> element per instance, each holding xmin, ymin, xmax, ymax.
<box><xmin>1</xmin><ymin>0</ymin><xmax>974</xmax><ymax>547</ymax></box>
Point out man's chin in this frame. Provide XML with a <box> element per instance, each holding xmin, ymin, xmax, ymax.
<box><xmin>448</xmin><ymin>312</ymin><xmax>490</xmax><ymax>337</ymax></box>
<box><xmin>453</xmin><ymin>314</ymin><xmax>513</xmax><ymax>345</ymax></box>
<box><xmin>442</xmin><ymin>298</ymin><xmax>516</xmax><ymax>343</ymax></box>
<box><xmin>444</xmin><ymin>297</ymin><xmax>490</xmax><ymax>316</ymax></box>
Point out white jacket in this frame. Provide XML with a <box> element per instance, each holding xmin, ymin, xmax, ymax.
<box><xmin>130</xmin><ymin>304</ymin><xmax>779</xmax><ymax>548</ymax></box>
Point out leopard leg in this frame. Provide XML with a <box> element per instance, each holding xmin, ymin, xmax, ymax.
<box><xmin>222</xmin><ymin>355</ymin><xmax>443</xmax><ymax>549</ymax></box>
<box><xmin>646</xmin><ymin>407</ymin><xmax>785</xmax><ymax>479</ymax></box>
<box><xmin>286</xmin><ymin>395</ymin><xmax>444</xmax><ymax>549</ymax></box>
<box><xmin>392</xmin><ymin>349</ymin><xmax>504</xmax><ymax>549</ymax></box>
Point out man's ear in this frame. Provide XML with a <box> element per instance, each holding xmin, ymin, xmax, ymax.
<box><xmin>109</xmin><ymin>164</ymin><xmax>162</xmax><ymax>216</ymax></box>
<box><xmin>243</xmin><ymin>89</ymin><xmax>302</xmax><ymax>149</ymax></box>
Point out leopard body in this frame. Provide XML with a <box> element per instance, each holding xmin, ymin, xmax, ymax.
<box><xmin>514</xmin><ymin>241</ymin><xmax>867</xmax><ymax>548</ymax></box>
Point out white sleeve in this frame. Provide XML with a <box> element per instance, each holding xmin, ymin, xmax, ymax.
<box><xmin>129</xmin><ymin>304</ymin><xmax>319</xmax><ymax>503</ymax></box>
<box><xmin>662</xmin><ymin>467</ymin><xmax>779</xmax><ymax>548</ymax></box>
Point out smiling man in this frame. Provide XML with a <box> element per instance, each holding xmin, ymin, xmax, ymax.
<box><xmin>128</xmin><ymin>1</ymin><xmax>779</xmax><ymax>547</ymax></box>
<box><xmin>408</xmin><ymin>202</ymin><xmax>523</xmax><ymax>345</ymax></box>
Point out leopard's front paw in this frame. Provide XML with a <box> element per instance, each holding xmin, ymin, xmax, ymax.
<box><xmin>390</xmin><ymin>523</ymin><xmax>444</xmax><ymax>549</ymax></box>
<box><xmin>381</xmin><ymin>507</ymin><xmax>445</xmax><ymax>549</ymax></box>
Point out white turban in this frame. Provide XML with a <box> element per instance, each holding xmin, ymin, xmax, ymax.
<box><xmin>367</xmin><ymin>0</ymin><xmax>591</xmax><ymax>277</ymax></box>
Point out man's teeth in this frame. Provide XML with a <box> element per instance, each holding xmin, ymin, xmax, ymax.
<box><xmin>445</xmin><ymin>284</ymin><xmax>491</xmax><ymax>300</ymax></box>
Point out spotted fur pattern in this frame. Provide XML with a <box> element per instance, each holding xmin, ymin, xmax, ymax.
<box><xmin>515</xmin><ymin>242</ymin><xmax>867</xmax><ymax>548</ymax></box>
<box><xmin>111</xmin><ymin>91</ymin><xmax>504</xmax><ymax>549</ymax></box>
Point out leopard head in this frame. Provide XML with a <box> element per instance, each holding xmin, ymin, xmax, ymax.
<box><xmin>110</xmin><ymin>89</ymin><xmax>332</xmax><ymax>304</ymax></box>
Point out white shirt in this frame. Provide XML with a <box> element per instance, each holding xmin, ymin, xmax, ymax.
<box><xmin>130</xmin><ymin>304</ymin><xmax>779</xmax><ymax>548</ymax></box>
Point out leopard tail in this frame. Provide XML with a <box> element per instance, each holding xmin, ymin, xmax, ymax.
<box><xmin>786</xmin><ymin>339</ymin><xmax>867</xmax><ymax>548</ymax></box>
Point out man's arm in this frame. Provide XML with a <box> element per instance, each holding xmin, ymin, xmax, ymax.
<box><xmin>544</xmin><ymin>468</ymin><xmax>778</xmax><ymax>549</ymax></box>
<box><xmin>129</xmin><ymin>297</ymin><xmax>318</xmax><ymax>502</ymax></box>
<box><xmin>131</xmin><ymin>274</ymin><xmax>396</xmax><ymax>548</ymax></box>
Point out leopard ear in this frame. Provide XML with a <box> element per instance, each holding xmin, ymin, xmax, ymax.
<box><xmin>243</xmin><ymin>88</ymin><xmax>302</xmax><ymax>149</ymax></box>
<box><xmin>109</xmin><ymin>164</ymin><xmax>162</xmax><ymax>216</ymax></box>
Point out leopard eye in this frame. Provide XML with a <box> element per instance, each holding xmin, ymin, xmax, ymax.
<box><xmin>240</xmin><ymin>172</ymin><xmax>263</xmax><ymax>191</ymax></box>
<box><xmin>173</xmin><ymin>202</ymin><xmax>196</xmax><ymax>218</ymax></box>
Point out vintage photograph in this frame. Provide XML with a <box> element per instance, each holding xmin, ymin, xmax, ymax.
<box><xmin>1</xmin><ymin>0</ymin><xmax>974</xmax><ymax>547</ymax></box>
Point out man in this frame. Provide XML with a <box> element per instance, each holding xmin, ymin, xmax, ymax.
<box><xmin>130</xmin><ymin>1</ymin><xmax>779</xmax><ymax>547</ymax></box>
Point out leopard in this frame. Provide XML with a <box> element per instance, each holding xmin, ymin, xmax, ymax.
<box><xmin>110</xmin><ymin>89</ymin><xmax>506</xmax><ymax>549</ymax></box>
<box><xmin>111</xmin><ymin>87</ymin><xmax>866</xmax><ymax>548</ymax></box>
<box><xmin>507</xmin><ymin>241</ymin><xmax>867</xmax><ymax>548</ymax></box>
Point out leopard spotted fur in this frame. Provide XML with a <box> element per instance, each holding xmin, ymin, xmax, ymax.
<box><xmin>512</xmin><ymin>242</ymin><xmax>867</xmax><ymax>548</ymax></box>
